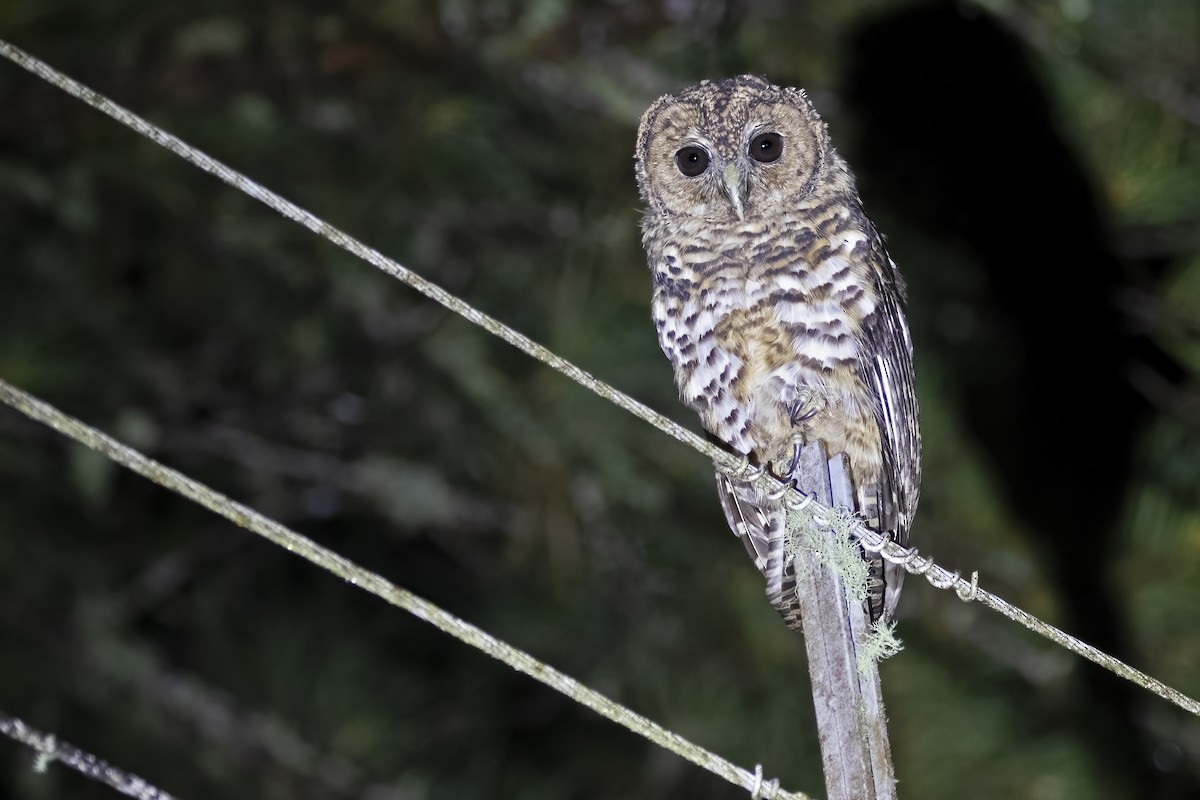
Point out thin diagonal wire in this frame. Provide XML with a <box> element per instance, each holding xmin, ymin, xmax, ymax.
<box><xmin>828</xmin><ymin>514</ymin><xmax>1200</xmax><ymax>716</ymax></box>
<box><xmin>1</xmin><ymin>39</ymin><xmax>1198</xmax><ymax>720</ymax></box>
<box><xmin>0</xmin><ymin>711</ymin><xmax>180</xmax><ymax>800</ymax></box>
<box><xmin>0</xmin><ymin>378</ymin><xmax>806</xmax><ymax>800</ymax></box>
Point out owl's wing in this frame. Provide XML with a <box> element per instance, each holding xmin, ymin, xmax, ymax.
<box><xmin>859</xmin><ymin>252</ymin><xmax>922</xmax><ymax>619</ymax></box>
<box><xmin>715</xmin><ymin>473</ymin><xmax>804</xmax><ymax>630</ymax></box>
<box><xmin>715</xmin><ymin>473</ymin><xmax>769</xmax><ymax>569</ymax></box>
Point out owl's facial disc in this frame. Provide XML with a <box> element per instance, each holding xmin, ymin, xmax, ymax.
<box><xmin>636</xmin><ymin>77</ymin><xmax>830</xmax><ymax>222</ymax></box>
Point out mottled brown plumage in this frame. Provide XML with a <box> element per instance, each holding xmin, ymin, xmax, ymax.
<box><xmin>635</xmin><ymin>75</ymin><xmax>920</xmax><ymax>626</ymax></box>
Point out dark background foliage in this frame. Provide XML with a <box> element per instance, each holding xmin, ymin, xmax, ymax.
<box><xmin>2</xmin><ymin>1</ymin><xmax>1198</xmax><ymax>798</ymax></box>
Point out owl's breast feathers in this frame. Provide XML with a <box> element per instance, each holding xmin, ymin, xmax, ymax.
<box><xmin>649</xmin><ymin>201</ymin><xmax>886</xmax><ymax>471</ymax></box>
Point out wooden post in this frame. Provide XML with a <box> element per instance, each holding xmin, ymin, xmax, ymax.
<box><xmin>792</xmin><ymin>444</ymin><xmax>897</xmax><ymax>800</ymax></box>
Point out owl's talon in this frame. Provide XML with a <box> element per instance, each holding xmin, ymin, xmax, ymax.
<box><xmin>765</xmin><ymin>478</ymin><xmax>795</xmax><ymax>501</ymax></box>
<box><xmin>737</xmin><ymin>459</ymin><xmax>765</xmax><ymax>481</ymax></box>
<box><xmin>783</xmin><ymin>435</ymin><xmax>804</xmax><ymax>481</ymax></box>
<box><xmin>723</xmin><ymin>454</ymin><xmax>751</xmax><ymax>479</ymax></box>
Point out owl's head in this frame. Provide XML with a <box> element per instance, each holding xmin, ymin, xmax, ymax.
<box><xmin>635</xmin><ymin>75</ymin><xmax>835</xmax><ymax>223</ymax></box>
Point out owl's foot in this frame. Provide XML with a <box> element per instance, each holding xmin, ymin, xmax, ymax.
<box><xmin>773</xmin><ymin>391</ymin><xmax>824</xmax><ymax>481</ymax></box>
<box><xmin>786</xmin><ymin>389</ymin><xmax>825</xmax><ymax>427</ymax></box>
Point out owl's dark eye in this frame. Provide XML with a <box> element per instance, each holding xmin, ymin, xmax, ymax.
<box><xmin>749</xmin><ymin>132</ymin><xmax>783</xmax><ymax>163</ymax></box>
<box><xmin>674</xmin><ymin>146</ymin><xmax>711</xmax><ymax>177</ymax></box>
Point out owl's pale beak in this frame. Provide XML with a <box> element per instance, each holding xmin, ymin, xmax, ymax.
<box><xmin>722</xmin><ymin>163</ymin><xmax>745</xmax><ymax>220</ymax></box>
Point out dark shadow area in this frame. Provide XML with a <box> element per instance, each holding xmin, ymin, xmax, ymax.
<box><xmin>844</xmin><ymin>3</ymin><xmax>1193</xmax><ymax>797</ymax></box>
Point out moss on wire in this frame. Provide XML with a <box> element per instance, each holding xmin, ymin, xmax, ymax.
<box><xmin>0</xmin><ymin>712</ymin><xmax>179</xmax><ymax>800</ymax></box>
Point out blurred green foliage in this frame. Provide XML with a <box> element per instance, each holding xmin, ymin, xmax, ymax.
<box><xmin>1</xmin><ymin>1</ymin><xmax>1198</xmax><ymax>798</ymax></box>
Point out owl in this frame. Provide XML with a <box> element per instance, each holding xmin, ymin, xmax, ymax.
<box><xmin>635</xmin><ymin>75</ymin><xmax>920</xmax><ymax>627</ymax></box>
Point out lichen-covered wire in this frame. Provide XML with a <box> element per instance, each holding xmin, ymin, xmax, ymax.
<box><xmin>0</xmin><ymin>712</ymin><xmax>180</xmax><ymax>800</ymax></box>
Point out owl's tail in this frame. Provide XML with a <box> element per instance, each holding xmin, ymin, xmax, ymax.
<box><xmin>856</xmin><ymin>486</ymin><xmax>896</xmax><ymax>623</ymax></box>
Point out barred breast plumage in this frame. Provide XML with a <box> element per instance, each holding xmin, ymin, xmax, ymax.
<box><xmin>636</xmin><ymin>75</ymin><xmax>921</xmax><ymax>626</ymax></box>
